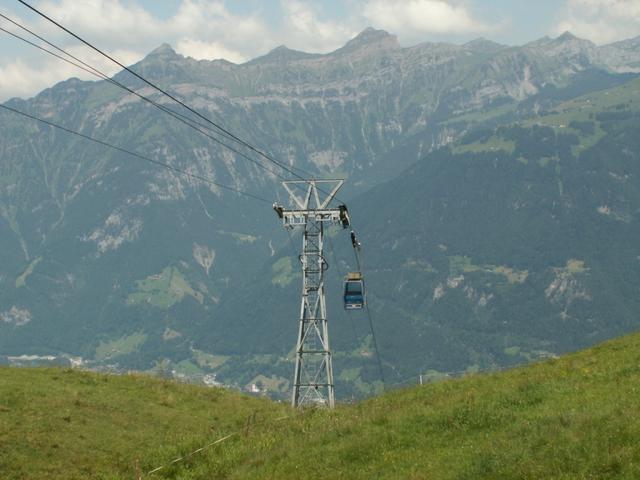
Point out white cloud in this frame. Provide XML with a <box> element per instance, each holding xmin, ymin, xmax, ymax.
<box><xmin>29</xmin><ymin>0</ymin><xmax>270</xmax><ymax>57</ymax></box>
<box><xmin>175</xmin><ymin>39</ymin><xmax>246</xmax><ymax>63</ymax></box>
<box><xmin>0</xmin><ymin>0</ymin><xmax>363</xmax><ymax>101</ymax></box>
<box><xmin>0</xmin><ymin>59</ymin><xmax>52</xmax><ymax>100</ymax></box>
<box><xmin>168</xmin><ymin>1</ymin><xmax>273</xmax><ymax>59</ymax></box>
<box><xmin>554</xmin><ymin>0</ymin><xmax>640</xmax><ymax>44</ymax></box>
<box><xmin>278</xmin><ymin>0</ymin><xmax>359</xmax><ymax>53</ymax></box>
<box><xmin>0</xmin><ymin>0</ymin><xmax>495</xmax><ymax>101</ymax></box>
<box><xmin>37</xmin><ymin>0</ymin><xmax>162</xmax><ymax>44</ymax></box>
<box><xmin>0</xmin><ymin>40</ymin><xmax>143</xmax><ymax>100</ymax></box>
<box><xmin>362</xmin><ymin>0</ymin><xmax>490</xmax><ymax>38</ymax></box>
<box><xmin>0</xmin><ymin>0</ymin><xmax>271</xmax><ymax>100</ymax></box>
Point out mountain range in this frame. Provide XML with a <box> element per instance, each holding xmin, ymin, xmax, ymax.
<box><xmin>1</xmin><ymin>28</ymin><xmax>640</xmax><ymax>398</ymax></box>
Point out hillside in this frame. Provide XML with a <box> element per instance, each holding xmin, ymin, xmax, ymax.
<box><xmin>0</xmin><ymin>367</ymin><xmax>288</xmax><ymax>480</ymax></box>
<box><xmin>213</xmin><ymin>74</ymin><xmax>640</xmax><ymax>394</ymax></box>
<box><xmin>2</xmin><ymin>28</ymin><xmax>640</xmax><ymax>397</ymax></box>
<box><xmin>345</xmin><ymin>76</ymin><xmax>640</xmax><ymax>379</ymax></box>
<box><xmin>3</xmin><ymin>332</ymin><xmax>640</xmax><ymax>479</ymax></box>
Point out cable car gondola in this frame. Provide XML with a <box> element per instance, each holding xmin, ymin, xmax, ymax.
<box><xmin>344</xmin><ymin>271</ymin><xmax>365</xmax><ymax>310</ymax></box>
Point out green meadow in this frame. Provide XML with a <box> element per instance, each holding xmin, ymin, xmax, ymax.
<box><xmin>3</xmin><ymin>331</ymin><xmax>640</xmax><ymax>479</ymax></box>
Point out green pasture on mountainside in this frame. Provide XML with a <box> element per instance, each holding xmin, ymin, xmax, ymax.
<box><xmin>2</xmin><ymin>331</ymin><xmax>640</xmax><ymax>479</ymax></box>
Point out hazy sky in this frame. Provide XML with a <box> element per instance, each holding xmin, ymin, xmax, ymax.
<box><xmin>0</xmin><ymin>0</ymin><xmax>639</xmax><ymax>101</ymax></box>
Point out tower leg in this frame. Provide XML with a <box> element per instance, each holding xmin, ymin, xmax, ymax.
<box><xmin>291</xmin><ymin>219</ymin><xmax>334</xmax><ymax>408</ymax></box>
<box><xmin>291</xmin><ymin>297</ymin><xmax>305</xmax><ymax>407</ymax></box>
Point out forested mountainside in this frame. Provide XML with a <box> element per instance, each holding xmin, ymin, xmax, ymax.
<box><xmin>217</xmin><ymin>76</ymin><xmax>640</xmax><ymax>394</ymax></box>
<box><xmin>1</xmin><ymin>28</ymin><xmax>639</xmax><ymax>398</ymax></box>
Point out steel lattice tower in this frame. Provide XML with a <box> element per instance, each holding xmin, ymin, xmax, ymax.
<box><xmin>273</xmin><ymin>179</ymin><xmax>349</xmax><ymax>408</ymax></box>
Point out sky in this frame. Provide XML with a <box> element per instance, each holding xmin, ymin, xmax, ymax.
<box><xmin>0</xmin><ymin>0</ymin><xmax>639</xmax><ymax>101</ymax></box>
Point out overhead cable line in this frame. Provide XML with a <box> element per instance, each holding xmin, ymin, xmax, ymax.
<box><xmin>0</xmin><ymin>24</ymin><xmax>92</xmax><ymax>75</ymax></box>
<box><xmin>16</xmin><ymin>0</ymin><xmax>320</xmax><ymax>186</ymax></box>
<box><xmin>0</xmin><ymin>14</ymin><xmax>288</xmax><ymax>181</ymax></box>
<box><xmin>365</xmin><ymin>301</ymin><xmax>386</xmax><ymax>390</ymax></box>
<box><xmin>327</xmin><ymin>235</ymin><xmax>359</xmax><ymax>341</ymax></box>
<box><xmin>349</xmin><ymin>230</ymin><xmax>385</xmax><ymax>389</ymax></box>
<box><xmin>0</xmin><ymin>12</ymin><xmax>286</xmax><ymax>179</ymax></box>
<box><xmin>0</xmin><ymin>103</ymin><xmax>271</xmax><ymax>204</ymax></box>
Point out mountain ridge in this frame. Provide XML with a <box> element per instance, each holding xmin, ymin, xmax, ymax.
<box><xmin>136</xmin><ymin>28</ymin><xmax>640</xmax><ymax>69</ymax></box>
<box><xmin>113</xmin><ymin>28</ymin><xmax>640</xmax><ymax>82</ymax></box>
<box><xmin>1</xmin><ymin>27</ymin><xmax>640</xmax><ymax>398</ymax></box>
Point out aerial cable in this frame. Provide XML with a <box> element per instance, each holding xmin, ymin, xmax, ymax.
<box><xmin>0</xmin><ymin>12</ymin><xmax>282</xmax><ymax>163</ymax></box>
<box><xmin>0</xmin><ymin>24</ymin><xmax>98</xmax><ymax>78</ymax></box>
<box><xmin>350</xmin><ymin>229</ymin><xmax>363</xmax><ymax>272</ymax></box>
<box><xmin>0</xmin><ymin>20</ymin><xmax>285</xmax><ymax>181</ymax></box>
<box><xmin>0</xmin><ymin>103</ymin><xmax>271</xmax><ymax>204</ymax></box>
<box><xmin>348</xmin><ymin>229</ymin><xmax>385</xmax><ymax>390</ymax></box>
<box><xmin>365</xmin><ymin>301</ymin><xmax>386</xmax><ymax>391</ymax></box>
<box><xmin>327</xmin><ymin>234</ymin><xmax>363</xmax><ymax>369</ymax></box>
<box><xmin>16</xmin><ymin>0</ymin><xmax>316</xmax><ymax>183</ymax></box>
<box><xmin>0</xmin><ymin>16</ymin><xmax>288</xmax><ymax>181</ymax></box>
<box><xmin>16</xmin><ymin>0</ymin><xmax>347</xmax><ymax>205</ymax></box>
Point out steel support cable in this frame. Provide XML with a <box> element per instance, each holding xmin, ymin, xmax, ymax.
<box><xmin>16</xmin><ymin>0</ymin><xmax>320</xmax><ymax>184</ymax></box>
<box><xmin>0</xmin><ymin>18</ymin><xmax>287</xmax><ymax>181</ymax></box>
<box><xmin>0</xmin><ymin>12</ymin><xmax>288</xmax><ymax>181</ymax></box>
<box><xmin>0</xmin><ymin>23</ymin><xmax>92</xmax><ymax>72</ymax></box>
<box><xmin>365</xmin><ymin>300</ymin><xmax>386</xmax><ymax>391</ymax></box>
<box><xmin>327</xmin><ymin>235</ymin><xmax>363</xmax><ymax>374</ymax></box>
<box><xmin>0</xmin><ymin>103</ymin><xmax>271</xmax><ymax>204</ymax></box>
<box><xmin>16</xmin><ymin>0</ymin><xmax>348</xmax><ymax>205</ymax></box>
<box><xmin>353</xmin><ymin>241</ymin><xmax>363</xmax><ymax>272</ymax></box>
<box><xmin>0</xmin><ymin>10</ymin><xmax>256</xmax><ymax>147</ymax></box>
<box><xmin>348</xmin><ymin>231</ymin><xmax>385</xmax><ymax>390</ymax></box>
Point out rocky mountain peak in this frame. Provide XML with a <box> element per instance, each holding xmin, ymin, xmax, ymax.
<box><xmin>463</xmin><ymin>37</ymin><xmax>507</xmax><ymax>53</ymax></box>
<box><xmin>525</xmin><ymin>31</ymin><xmax>596</xmax><ymax>64</ymax></box>
<box><xmin>556</xmin><ymin>31</ymin><xmax>578</xmax><ymax>42</ymax></box>
<box><xmin>247</xmin><ymin>45</ymin><xmax>317</xmax><ymax>65</ymax></box>
<box><xmin>147</xmin><ymin>43</ymin><xmax>179</xmax><ymax>59</ymax></box>
<box><xmin>338</xmin><ymin>27</ymin><xmax>399</xmax><ymax>53</ymax></box>
<box><xmin>551</xmin><ymin>31</ymin><xmax>595</xmax><ymax>49</ymax></box>
<box><xmin>126</xmin><ymin>42</ymin><xmax>189</xmax><ymax>84</ymax></box>
<box><xmin>525</xmin><ymin>36</ymin><xmax>553</xmax><ymax>48</ymax></box>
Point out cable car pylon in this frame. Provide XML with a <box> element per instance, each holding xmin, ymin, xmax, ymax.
<box><xmin>273</xmin><ymin>179</ymin><xmax>350</xmax><ymax>408</ymax></box>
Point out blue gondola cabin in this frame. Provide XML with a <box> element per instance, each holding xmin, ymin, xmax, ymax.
<box><xmin>344</xmin><ymin>272</ymin><xmax>365</xmax><ymax>310</ymax></box>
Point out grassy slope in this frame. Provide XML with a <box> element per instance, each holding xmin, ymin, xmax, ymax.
<box><xmin>0</xmin><ymin>369</ymin><xmax>287</xmax><ymax>480</ymax></box>
<box><xmin>3</xmin><ymin>332</ymin><xmax>640</xmax><ymax>479</ymax></box>
<box><xmin>451</xmin><ymin>76</ymin><xmax>640</xmax><ymax>155</ymax></box>
<box><xmin>179</xmin><ymin>332</ymin><xmax>640</xmax><ymax>479</ymax></box>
